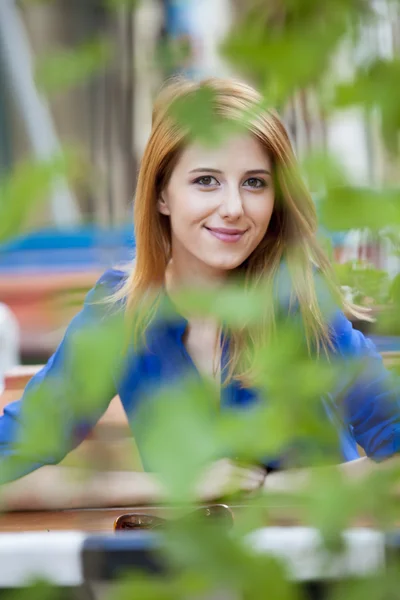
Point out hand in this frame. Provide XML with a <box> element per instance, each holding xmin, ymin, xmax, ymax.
<box><xmin>262</xmin><ymin>468</ymin><xmax>310</xmax><ymax>494</ymax></box>
<box><xmin>195</xmin><ymin>459</ymin><xmax>266</xmax><ymax>501</ymax></box>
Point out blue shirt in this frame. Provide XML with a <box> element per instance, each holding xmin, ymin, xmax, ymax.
<box><xmin>1</xmin><ymin>268</ymin><xmax>400</xmax><ymax>483</ymax></box>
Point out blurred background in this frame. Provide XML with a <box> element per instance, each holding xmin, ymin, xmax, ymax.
<box><xmin>0</xmin><ymin>0</ymin><xmax>399</xmax><ymax>374</ymax></box>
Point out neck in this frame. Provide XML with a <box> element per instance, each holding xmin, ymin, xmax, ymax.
<box><xmin>165</xmin><ymin>255</ymin><xmax>227</xmax><ymax>294</ymax></box>
<box><xmin>165</xmin><ymin>251</ymin><xmax>227</xmax><ymax>325</ymax></box>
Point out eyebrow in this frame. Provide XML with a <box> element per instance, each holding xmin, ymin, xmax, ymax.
<box><xmin>189</xmin><ymin>168</ymin><xmax>271</xmax><ymax>176</ymax></box>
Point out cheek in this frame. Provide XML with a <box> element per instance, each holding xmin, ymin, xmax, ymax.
<box><xmin>171</xmin><ymin>189</ymin><xmax>211</xmax><ymax>224</ymax></box>
<box><xmin>251</xmin><ymin>196</ymin><xmax>275</xmax><ymax>229</ymax></box>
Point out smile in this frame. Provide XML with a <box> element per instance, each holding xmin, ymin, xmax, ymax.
<box><xmin>204</xmin><ymin>227</ymin><xmax>247</xmax><ymax>243</ymax></box>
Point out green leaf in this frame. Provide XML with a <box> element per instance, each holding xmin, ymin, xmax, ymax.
<box><xmin>104</xmin><ymin>0</ymin><xmax>139</xmax><ymax>10</ymax></box>
<box><xmin>155</xmin><ymin>38</ymin><xmax>192</xmax><ymax>75</ymax></box>
<box><xmin>331</xmin><ymin>568</ymin><xmax>400</xmax><ymax>600</ymax></box>
<box><xmin>35</xmin><ymin>38</ymin><xmax>112</xmax><ymax>95</ymax></box>
<box><xmin>163</xmin><ymin>515</ymin><xmax>298</xmax><ymax>600</ymax></box>
<box><xmin>136</xmin><ymin>378</ymin><xmax>221</xmax><ymax>502</ymax></box>
<box><xmin>222</xmin><ymin>0</ymin><xmax>373</xmax><ymax>104</ymax></box>
<box><xmin>168</xmin><ymin>85</ymin><xmax>247</xmax><ymax>147</ymax></box>
<box><xmin>319</xmin><ymin>187</ymin><xmax>400</xmax><ymax>231</ymax></box>
<box><xmin>0</xmin><ymin>151</ymin><xmax>81</xmax><ymax>242</ymax></box>
<box><xmin>164</xmin><ymin>280</ymin><xmax>275</xmax><ymax>328</ymax></box>
<box><xmin>1</xmin><ymin>580</ymin><xmax>65</xmax><ymax>600</ymax></box>
<box><xmin>334</xmin><ymin>261</ymin><xmax>390</xmax><ymax>305</ymax></box>
<box><xmin>301</xmin><ymin>152</ymin><xmax>349</xmax><ymax>193</ymax></box>
<box><xmin>335</xmin><ymin>59</ymin><xmax>400</xmax><ymax>154</ymax></box>
<box><xmin>68</xmin><ymin>311</ymin><xmax>126</xmax><ymax>414</ymax></box>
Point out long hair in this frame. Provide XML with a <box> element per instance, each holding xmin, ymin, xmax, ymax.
<box><xmin>110</xmin><ymin>76</ymin><xmax>366</xmax><ymax>384</ymax></box>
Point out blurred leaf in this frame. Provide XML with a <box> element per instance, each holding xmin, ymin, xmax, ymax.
<box><xmin>301</xmin><ymin>152</ymin><xmax>349</xmax><ymax>193</ymax></box>
<box><xmin>319</xmin><ymin>187</ymin><xmax>400</xmax><ymax>231</ymax></box>
<box><xmin>222</xmin><ymin>0</ymin><xmax>373</xmax><ymax>104</ymax></box>
<box><xmin>68</xmin><ymin>311</ymin><xmax>126</xmax><ymax>414</ymax></box>
<box><xmin>0</xmin><ymin>305</ymin><xmax>129</xmax><ymax>483</ymax></box>
<box><xmin>2</xmin><ymin>580</ymin><xmax>64</xmax><ymax>600</ymax></box>
<box><xmin>334</xmin><ymin>261</ymin><xmax>390</xmax><ymax>305</ymax></box>
<box><xmin>0</xmin><ymin>151</ymin><xmax>81</xmax><ymax>242</ymax></box>
<box><xmin>112</xmin><ymin>573</ymin><xmax>179</xmax><ymax>600</ymax></box>
<box><xmin>0</xmin><ymin>378</ymin><xmax>72</xmax><ymax>484</ymax></box>
<box><xmin>389</xmin><ymin>272</ymin><xmax>400</xmax><ymax>304</ymax></box>
<box><xmin>356</xmin><ymin>464</ymin><xmax>400</xmax><ymax>529</ymax></box>
<box><xmin>164</xmin><ymin>516</ymin><xmax>299</xmax><ymax>600</ymax></box>
<box><xmin>301</xmin><ymin>458</ymin><xmax>400</xmax><ymax>551</ymax></box>
<box><xmin>335</xmin><ymin>58</ymin><xmax>400</xmax><ymax>154</ymax></box>
<box><xmin>163</xmin><ymin>279</ymin><xmax>275</xmax><ymax>328</ymax></box>
<box><xmin>136</xmin><ymin>378</ymin><xmax>221</xmax><ymax>502</ymax></box>
<box><xmin>376</xmin><ymin>307</ymin><xmax>400</xmax><ymax>337</ymax></box>
<box><xmin>104</xmin><ymin>0</ymin><xmax>139</xmax><ymax>10</ymax></box>
<box><xmin>382</xmin><ymin>229</ymin><xmax>400</xmax><ymax>257</ymax></box>
<box><xmin>19</xmin><ymin>0</ymin><xmax>56</xmax><ymax>5</ymax></box>
<box><xmin>330</xmin><ymin>561</ymin><xmax>400</xmax><ymax>600</ymax></box>
<box><xmin>35</xmin><ymin>38</ymin><xmax>112</xmax><ymax>95</ymax></box>
<box><xmin>304</xmin><ymin>469</ymin><xmax>362</xmax><ymax>548</ymax></box>
<box><xmin>155</xmin><ymin>38</ymin><xmax>192</xmax><ymax>75</ymax></box>
<box><xmin>168</xmin><ymin>85</ymin><xmax>247</xmax><ymax>147</ymax></box>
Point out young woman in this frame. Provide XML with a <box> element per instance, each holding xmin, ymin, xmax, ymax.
<box><xmin>1</xmin><ymin>77</ymin><xmax>399</xmax><ymax>510</ymax></box>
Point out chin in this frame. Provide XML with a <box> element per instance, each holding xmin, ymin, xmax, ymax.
<box><xmin>206</xmin><ymin>258</ymin><xmax>246</xmax><ymax>272</ymax></box>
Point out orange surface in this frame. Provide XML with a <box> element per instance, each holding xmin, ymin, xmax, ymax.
<box><xmin>1</xmin><ymin>385</ymin><xmax>130</xmax><ymax>438</ymax></box>
<box><xmin>0</xmin><ymin>506</ymin><xmax>173</xmax><ymax>532</ymax></box>
<box><xmin>1</xmin><ymin>364</ymin><xmax>135</xmax><ymax>482</ymax></box>
<box><xmin>0</xmin><ymin>271</ymin><xmax>102</xmax><ymax>356</ymax></box>
<box><xmin>2</xmin><ymin>365</ymin><xmax>129</xmax><ymax>433</ymax></box>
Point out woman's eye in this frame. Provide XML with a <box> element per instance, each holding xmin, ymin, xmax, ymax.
<box><xmin>244</xmin><ymin>177</ymin><xmax>266</xmax><ymax>189</ymax></box>
<box><xmin>194</xmin><ymin>176</ymin><xmax>219</xmax><ymax>186</ymax></box>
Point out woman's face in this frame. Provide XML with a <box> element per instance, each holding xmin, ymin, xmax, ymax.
<box><xmin>158</xmin><ymin>133</ymin><xmax>275</xmax><ymax>278</ymax></box>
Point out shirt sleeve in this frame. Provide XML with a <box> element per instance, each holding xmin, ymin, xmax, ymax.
<box><xmin>0</xmin><ymin>268</ymin><xmax>126</xmax><ymax>484</ymax></box>
<box><xmin>330</xmin><ymin>310</ymin><xmax>400</xmax><ymax>461</ymax></box>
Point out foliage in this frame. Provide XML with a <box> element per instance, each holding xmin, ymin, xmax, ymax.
<box><xmin>334</xmin><ymin>261</ymin><xmax>390</xmax><ymax>304</ymax></box>
<box><xmin>0</xmin><ymin>151</ymin><xmax>82</xmax><ymax>242</ymax></box>
<box><xmin>35</xmin><ymin>38</ymin><xmax>113</xmax><ymax>95</ymax></box>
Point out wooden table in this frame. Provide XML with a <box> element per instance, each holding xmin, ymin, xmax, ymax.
<box><xmin>2</xmin><ymin>354</ymin><xmax>400</xmax><ymax>535</ymax></box>
<box><xmin>0</xmin><ymin>497</ymin><xmax>310</xmax><ymax>533</ymax></box>
<box><xmin>0</xmin><ymin>506</ymin><xmax>179</xmax><ymax>533</ymax></box>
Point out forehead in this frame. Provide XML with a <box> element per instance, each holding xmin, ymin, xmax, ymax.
<box><xmin>174</xmin><ymin>133</ymin><xmax>272</xmax><ymax>173</ymax></box>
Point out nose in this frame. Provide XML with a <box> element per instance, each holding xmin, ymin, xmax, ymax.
<box><xmin>218</xmin><ymin>187</ymin><xmax>244</xmax><ymax>221</ymax></box>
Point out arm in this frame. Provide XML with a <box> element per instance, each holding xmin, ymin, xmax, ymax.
<box><xmin>0</xmin><ymin>458</ymin><xmax>267</xmax><ymax>511</ymax></box>
<box><xmin>264</xmin><ymin>312</ymin><xmax>400</xmax><ymax>492</ymax></box>
<box><xmin>330</xmin><ymin>311</ymin><xmax>400</xmax><ymax>461</ymax></box>
<box><xmin>0</xmin><ymin>465</ymin><xmax>164</xmax><ymax>511</ymax></box>
<box><xmin>0</xmin><ymin>269</ymin><xmax>126</xmax><ymax>487</ymax></box>
<box><xmin>0</xmin><ymin>268</ymin><xmax>265</xmax><ymax>510</ymax></box>
<box><xmin>263</xmin><ymin>454</ymin><xmax>400</xmax><ymax>494</ymax></box>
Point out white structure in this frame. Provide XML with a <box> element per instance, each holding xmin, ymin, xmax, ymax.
<box><xmin>0</xmin><ymin>0</ymin><xmax>80</xmax><ymax>226</ymax></box>
<box><xmin>0</xmin><ymin>303</ymin><xmax>19</xmax><ymax>394</ymax></box>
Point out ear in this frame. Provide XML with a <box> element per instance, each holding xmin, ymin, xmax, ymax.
<box><xmin>157</xmin><ymin>193</ymin><xmax>170</xmax><ymax>216</ymax></box>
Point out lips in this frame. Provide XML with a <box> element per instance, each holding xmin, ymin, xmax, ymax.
<box><xmin>205</xmin><ymin>226</ymin><xmax>247</xmax><ymax>243</ymax></box>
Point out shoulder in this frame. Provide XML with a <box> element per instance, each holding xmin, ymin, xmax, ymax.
<box><xmin>82</xmin><ymin>266</ymin><xmax>131</xmax><ymax>320</ymax></box>
<box><xmin>55</xmin><ymin>267</ymin><xmax>131</xmax><ymax>370</ymax></box>
<box><xmin>68</xmin><ymin>267</ymin><xmax>130</xmax><ymax>332</ymax></box>
<box><xmin>275</xmin><ymin>261</ymin><xmax>377</xmax><ymax>361</ymax></box>
<box><xmin>328</xmin><ymin>309</ymin><xmax>380</xmax><ymax>360</ymax></box>
<box><xmin>86</xmin><ymin>267</ymin><xmax>129</xmax><ymax>303</ymax></box>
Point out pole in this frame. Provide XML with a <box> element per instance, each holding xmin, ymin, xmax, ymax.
<box><xmin>0</xmin><ymin>0</ymin><xmax>81</xmax><ymax>227</ymax></box>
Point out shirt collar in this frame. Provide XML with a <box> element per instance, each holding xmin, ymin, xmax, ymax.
<box><xmin>152</xmin><ymin>289</ymin><xmax>188</xmax><ymax>342</ymax></box>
